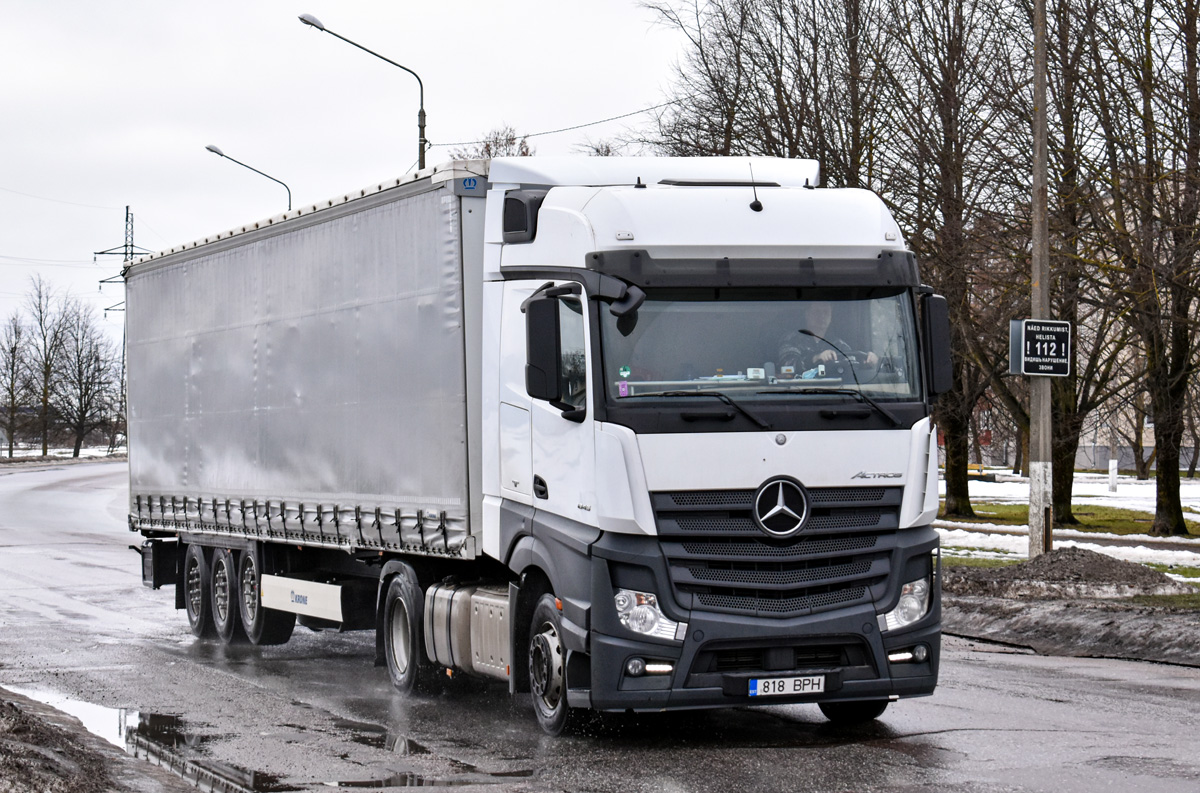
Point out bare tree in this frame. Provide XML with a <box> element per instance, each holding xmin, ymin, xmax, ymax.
<box><xmin>1085</xmin><ymin>0</ymin><xmax>1200</xmax><ymax>534</ymax></box>
<box><xmin>0</xmin><ymin>312</ymin><xmax>26</xmax><ymax>458</ymax></box>
<box><xmin>450</xmin><ymin>125</ymin><xmax>535</xmax><ymax>160</ymax></box>
<box><xmin>573</xmin><ymin>137</ymin><xmax>624</xmax><ymax>156</ymax></box>
<box><xmin>24</xmin><ymin>276</ymin><xmax>69</xmax><ymax>457</ymax></box>
<box><xmin>878</xmin><ymin>0</ymin><xmax>1030</xmax><ymax>517</ymax></box>
<box><xmin>51</xmin><ymin>303</ymin><xmax>119</xmax><ymax>458</ymax></box>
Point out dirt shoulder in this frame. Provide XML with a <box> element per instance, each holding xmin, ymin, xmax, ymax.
<box><xmin>943</xmin><ymin>547</ymin><xmax>1200</xmax><ymax>666</ymax></box>
<box><xmin>0</xmin><ymin>690</ymin><xmax>193</xmax><ymax>793</ymax></box>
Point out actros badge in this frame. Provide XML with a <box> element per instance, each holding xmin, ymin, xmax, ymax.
<box><xmin>752</xmin><ymin>477</ymin><xmax>811</xmax><ymax>537</ymax></box>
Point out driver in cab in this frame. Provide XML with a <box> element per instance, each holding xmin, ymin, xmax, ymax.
<box><xmin>777</xmin><ymin>301</ymin><xmax>879</xmax><ymax>379</ymax></box>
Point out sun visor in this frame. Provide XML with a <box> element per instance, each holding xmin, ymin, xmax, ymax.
<box><xmin>585</xmin><ymin>249</ymin><xmax>919</xmax><ymax>289</ymax></box>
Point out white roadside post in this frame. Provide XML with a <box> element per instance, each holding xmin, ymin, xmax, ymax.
<box><xmin>1109</xmin><ymin>423</ymin><xmax>1119</xmax><ymax>493</ymax></box>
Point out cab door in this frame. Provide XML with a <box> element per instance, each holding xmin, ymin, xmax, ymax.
<box><xmin>525</xmin><ymin>284</ymin><xmax>597</xmax><ymax>527</ymax></box>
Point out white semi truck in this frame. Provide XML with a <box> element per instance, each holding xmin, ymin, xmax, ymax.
<box><xmin>127</xmin><ymin>157</ymin><xmax>952</xmax><ymax>734</ymax></box>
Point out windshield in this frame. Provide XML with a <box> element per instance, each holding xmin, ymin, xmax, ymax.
<box><xmin>600</xmin><ymin>287</ymin><xmax>921</xmax><ymax>402</ymax></box>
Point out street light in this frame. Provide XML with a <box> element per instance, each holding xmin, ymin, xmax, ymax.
<box><xmin>205</xmin><ymin>145</ymin><xmax>292</xmax><ymax>211</ymax></box>
<box><xmin>298</xmin><ymin>13</ymin><xmax>427</xmax><ymax>170</ymax></box>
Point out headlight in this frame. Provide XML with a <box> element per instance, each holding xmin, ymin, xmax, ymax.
<box><xmin>881</xmin><ymin>575</ymin><xmax>931</xmax><ymax>631</ymax></box>
<box><xmin>613</xmin><ymin>589</ymin><xmax>681</xmax><ymax>640</ymax></box>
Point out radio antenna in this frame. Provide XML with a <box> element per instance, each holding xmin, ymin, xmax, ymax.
<box><xmin>748</xmin><ymin>162</ymin><xmax>763</xmax><ymax>212</ymax></box>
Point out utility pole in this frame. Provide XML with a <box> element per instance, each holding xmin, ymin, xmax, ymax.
<box><xmin>95</xmin><ymin>206</ymin><xmax>146</xmax><ymax>455</ymax></box>
<box><xmin>95</xmin><ymin>206</ymin><xmax>150</xmax><ymax>268</ymax></box>
<box><xmin>1029</xmin><ymin>0</ymin><xmax>1053</xmax><ymax>558</ymax></box>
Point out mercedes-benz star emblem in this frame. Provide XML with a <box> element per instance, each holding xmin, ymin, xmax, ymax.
<box><xmin>752</xmin><ymin>478</ymin><xmax>810</xmax><ymax>537</ymax></box>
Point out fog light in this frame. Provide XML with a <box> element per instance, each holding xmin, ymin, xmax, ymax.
<box><xmin>614</xmin><ymin>589</ymin><xmax>680</xmax><ymax>640</ymax></box>
<box><xmin>887</xmin><ymin>644</ymin><xmax>930</xmax><ymax>664</ymax></box>
<box><xmin>625</xmin><ymin>657</ymin><xmax>646</xmax><ymax>677</ymax></box>
<box><xmin>881</xmin><ymin>575</ymin><xmax>932</xmax><ymax>631</ymax></box>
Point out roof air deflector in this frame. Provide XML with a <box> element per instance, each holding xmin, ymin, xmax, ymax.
<box><xmin>658</xmin><ymin>179</ymin><xmax>781</xmax><ymax>187</ymax></box>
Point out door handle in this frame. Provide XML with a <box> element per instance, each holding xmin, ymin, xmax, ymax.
<box><xmin>533</xmin><ymin>476</ymin><xmax>549</xmax><ymax>500</ymax></box>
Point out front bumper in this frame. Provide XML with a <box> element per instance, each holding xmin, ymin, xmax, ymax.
<box><xmin>574</xmin><ymin>527</ymin><xmax>940</xmax><ymax>712</ymax></box>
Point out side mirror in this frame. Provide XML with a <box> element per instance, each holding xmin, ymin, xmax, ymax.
<box><xmin>922</xmin><ymin>294</ymin><xmax>953</xmax><ymax>396</ymax></box>
<box><xmin>525</xmin><ymin>297</ymin><xmax>562</xmax><ymax>402</ymax></box>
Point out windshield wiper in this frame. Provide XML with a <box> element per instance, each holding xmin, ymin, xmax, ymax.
<box><xmin>757</xmin><ymin>386</ymin><xmax>901</xmax><ymax>427</ymax></box>
<box><xmin>621</xmin><ymin>390</ymin><xmax>771</xmax><ymax>429</ymax></box>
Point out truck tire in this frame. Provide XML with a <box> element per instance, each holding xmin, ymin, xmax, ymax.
<box><xmin>210</xmin><ymin>548</ymin><xmax>247</xmax><ymax>644</ymax></box>
<box><xmin>528</xmin><ymin>594</ymin><xmax>584</xmax><ymax>736</ymax></box>
<box><xmin>183</xmin><ymin>544</ymin><xmax>215</xmax><ymax>639</ymax></box>
<box><xmin>236</xmin><ymin>549</ymin><xmax>295</xmax><ymax>646</ymax></box>
<box><xmin>382</xmin><ymin>568</ymin><xmax>435</xmax><ymax>694</ymax></box>
<box><xmin>818</xmin><ymin>699</ymin><xmax>889</xmax><ymax>725</ymax></box>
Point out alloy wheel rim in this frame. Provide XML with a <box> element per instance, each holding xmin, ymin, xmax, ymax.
<box><xmin>530</xmin><ymin>622</ymin><xmax>563</xmax><ymax>710</ymax></box>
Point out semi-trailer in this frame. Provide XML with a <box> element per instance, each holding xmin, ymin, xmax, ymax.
<box><xmin>127</xmin><ymin>156</ymin><xmax>951</xmax><ymax>734</ymax></box>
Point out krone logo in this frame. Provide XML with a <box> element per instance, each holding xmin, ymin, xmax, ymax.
<box><xmin>752</xmin><ymin>477</ymin><xmax>810</xmax><ymax>537</ymax></box>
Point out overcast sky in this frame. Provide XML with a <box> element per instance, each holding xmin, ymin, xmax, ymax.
<box><xmin>0</xmin><ymin>0</ymin><xmax>683</xmax><ymax>337</ymax></box>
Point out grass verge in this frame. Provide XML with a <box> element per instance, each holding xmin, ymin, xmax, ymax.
<box><xmin>1128</xmin><ymin>593</ymin><xmax>1200</xmax><ymax>610</ymax></box>
<box><xmin>940</xmin><ymin>501</ymin><xmax>1200</xmax><ymax>537</ymax></box>
<box><xmin>941</xmin><ymin>556</ymin><xmax>1020</xmax><ymax>569</ymax></box>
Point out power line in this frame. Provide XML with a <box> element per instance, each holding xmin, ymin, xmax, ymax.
<box><xmin>0</xmin><ymin>254</ymin><xmax>96</xmax><ymax>265</ymax></box>
<box><xmin>0</xmin><ymin>256</ymin><xmax>101</xmax><ymax>269</ymax></box>
<box><xmin>0</xmin><ymin>185</ymin><xmax>122</xmax><ymax>211</ymax></box>
<box><xmin>431</xmin><ymin>97</ymin><xmax>687</xmax><ymax>149</ymax></box>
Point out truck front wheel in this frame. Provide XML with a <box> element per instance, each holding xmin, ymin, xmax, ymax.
<box><xmin>237</xmin><ymin>549</ymin><xmax>295</xmax><ymax>646</ymax></box>
<box><xmin>383</xmin><ymin>568</ymin><xmax>435</xmax><ymax>693</ymax></box>
<box><xmin>183</xmin><ymin>544</ymin><xmax>215</xmax><ymax>639</ymax></box>
<box><xmin>528</xmin><ymin>594</ymin><xmax>583</xmax><ymax>736</ymax></box>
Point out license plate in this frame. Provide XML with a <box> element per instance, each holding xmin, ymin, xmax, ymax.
<box><xmin>749</xmin><ymin>675</ymin><xmax>825</xmax><ymax>697</ymax></box>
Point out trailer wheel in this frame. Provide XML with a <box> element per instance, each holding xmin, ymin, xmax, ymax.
<box><xmin>210</xmin><ymin>548</ymin><xmax>246</xmax><ymax>644</ymax></box>
<box><xmin>528</xmin><ymin>594</ymin><xmax>583</xmax><ymax>736</ymax></box>
<box><xmin>183</xmin><ymin>544</ymin><xmax>215</xmax><ymax>639</ymax></box>
<box><xmin>818</xmin><ymin>699</ymin><xmax>889</xmax><ymax>725</ymax></box>
<box><xmin>383</xmin><ymin>568</ymin><xmax>434</xmax><ymax>694</ymax></box>
<box><xmin>236</xmin><ymin>549</ymin><xmax>295</xmax><ymax>646</ymax></box>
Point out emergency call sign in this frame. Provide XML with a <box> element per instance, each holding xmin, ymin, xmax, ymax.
<box><xmin>1009</xmin><ymin>319</ymin><xmax>1071</xmax><ymax>377</ymax></box>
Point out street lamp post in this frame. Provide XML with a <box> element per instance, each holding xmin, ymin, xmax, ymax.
<box><xmin>205</xmin><ymin>145</ymin><xmax>292</xmax><ymax>211</ymax></box>
<box><xmin>298</xmin><ymin>13</ymin><xmax>427</xmax><ymax>170</ymax></box>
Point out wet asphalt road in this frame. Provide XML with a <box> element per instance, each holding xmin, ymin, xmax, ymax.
<box><xmin>1</xmin><ymin>461</ymin><xmax>1199</xmax><ymax>792</ymax></box>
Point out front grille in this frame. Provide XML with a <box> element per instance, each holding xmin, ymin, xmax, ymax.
<box><xmin>654</xmin><ymin>487</ymin><xmax>900</xmax><ymax>617</ymax></box>
<box><xmin>684</xmin><ymin>559</ymin><xmax>872</xmax><ymax>586</ymax></box>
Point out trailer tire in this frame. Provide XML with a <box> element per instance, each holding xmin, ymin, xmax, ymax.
<box><xmin>818</xmin><ymin>699</ymin><xmax>889</xmax><ymax>725</ymax></box>
<box><xmin>236</xmin><ymin>549</ymin><xmax>295</xmax><ymax>646</ymax></box>
<box><xmin>210</xmin><ymin>548</ymin><xmax>247</xmax><ymax>644</ymax></box>
<box><xmin>183</xmin><ymin>544</ymin><xmax>216</xmax><ymax>639</ymax></box>
<box><xmin>528</xmin><ymin>594</ymin><xmax>583</xmax><ymax>736</ymax></box>
<box><xmin>383</xmin><ymin>568</ymin><xmax>435</xmax><ymax>694</ymax></box>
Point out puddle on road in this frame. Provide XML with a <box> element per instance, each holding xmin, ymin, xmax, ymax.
<box><xmin>5</xmin><ymin>686</ymin><xmax>295</xmax><ymax>792</ymax></box>
<box><xmin>5</xmin><ymin>686</ymin><xmax>534</xmax><ymax>791</ymax></box>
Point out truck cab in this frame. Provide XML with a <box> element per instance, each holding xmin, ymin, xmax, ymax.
<box><xmin>479</xmin><ymin>158</ymin><xmax>950</xmax><ymax>732</ymax></box>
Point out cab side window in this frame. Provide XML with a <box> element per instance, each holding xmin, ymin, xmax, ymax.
<box><xmin>559</xmin><ymin>298</ymin><xmax>586</xmax><ymax>409</ymax></box>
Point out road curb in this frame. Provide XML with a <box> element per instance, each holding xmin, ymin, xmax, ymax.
<box><xmin>943</xmin><ymin>595</ymin><xmax>1200</xmax><ymax>668</ymax></box>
